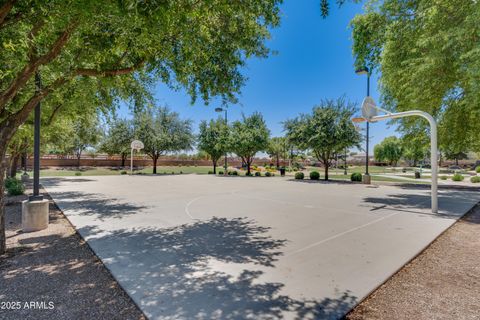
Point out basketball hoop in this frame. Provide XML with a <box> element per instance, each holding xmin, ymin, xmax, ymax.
<box><xmin>352</xmin><ymin>117</ymin><xmax>366</xmax><ymax>123</ymax></box>
<box><xmin>361</xmin><ymin>96</ymin><xmax>378</xmax><ymax>121</ymax></box>
<box><xmin>130</xmin><ymin>140</ymin><xmax>144</xmax><ymax>174</ymax></box>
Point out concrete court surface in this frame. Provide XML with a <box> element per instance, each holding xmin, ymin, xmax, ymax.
<box><xmin>42</xmin><ymin>175</ymin><xmax>480</xmax><ymax>319</ymax></box>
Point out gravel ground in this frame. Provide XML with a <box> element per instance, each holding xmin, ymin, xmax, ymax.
<box><xmin>346</xmin><ymin>203</ymin><xmax>480</xmax><ymax>320</ymax></box>
<box><xmin>0</xmin><ymin>186</ymin><xmax>145</xmax><ymax>320</ymax></box>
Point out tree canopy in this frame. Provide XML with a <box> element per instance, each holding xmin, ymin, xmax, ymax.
<box><xmin>134</xmin><ymin>106</ymin><xmax>194</xmax><ymax>173</ymax></box>
<box><xmin>230</xmin><ymin>112</ymin><xmax>270</xmax><ymax>175</ymax></box>
<box><xmin>99</xmin><ymin>118</ymin><xmax>134</xmax><ymax>167</ymax></box>
<box><xmin>197</xmin><ymin>118</ymin><xmax>229</xmax><ymax>174</ymax></box>
<box><xmin>373</xmin><ymin>136</ymin><xmax>403</xmax><ymax>166</ymax></box>
<box><xmin>284</xmin><ymin>98</ymin><xmax>362</xmax><ymax>180</ymax></box>
<box><xmin>267</xmin><ymin>137</ymin><xmax>287</xmax><ymax>168</ymax></box>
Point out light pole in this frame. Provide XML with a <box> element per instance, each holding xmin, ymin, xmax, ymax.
<box><xmin>355</xmin><ymin>66</ymin><xmax>371</xmax><ymax>184</ymax></box>
<box><xmin>30</xmin><ymin>72</ymin><xmax>43</xmax><ymax>201</ymax></box>
<box><xmin>215</xmin><ymin>107</ymin><xmax>228</xmax><ymax>176</ymax></box>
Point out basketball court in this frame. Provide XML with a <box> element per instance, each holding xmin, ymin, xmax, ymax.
<box><xmin>42</xmin><ymin>174</ymin><xmax>480</xmax><ymax>319</ymax></box>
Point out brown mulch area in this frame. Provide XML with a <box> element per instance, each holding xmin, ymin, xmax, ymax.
<box><xmin>0</xmin><ymin>186</ymin><xmax>145</xmax><ymax>320</ymax></box>
<box><xmin>346</xmin><ymin>203</ymin><xmax>480</xmax><ymax>320</ymax></box>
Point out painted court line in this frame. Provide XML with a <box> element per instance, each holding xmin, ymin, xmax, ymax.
<box><xmin>286</xmin><ymin>211</ymin><xmax>400</xmax><ymax>257</ymax></box>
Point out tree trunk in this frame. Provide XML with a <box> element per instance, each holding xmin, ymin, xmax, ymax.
<box><xmin>153</xmin><ymin>156</ymin><xmax>158</xmax><ymax>174</ymax></box>
<box><xmin>121</xmin><ymin>154</ymin><xmax>126</xmax><ymax>167</ymax></box>
<box><xmin>9</xmin><ymin>154</ymin><xmax>19</xmax><ymax>178</ymax></box>
<box><xmin>455</xmin><ymin>158</ymin><xmax>459</xmax><ymax>166</ymax></box>
<box><xmin>77</xmin><ymin>152</ymin><xmax>81</xmax><ymax>169</ymax></box>
<box><xmin>276</xmin><ymin>155</ymin><xmax>280</xmax><ymax>169</ymax></box>
<box><xmin>212</xmin><ymin>159</ymin><xmax>217</xmax><ymax>174</ymax></box>
<box><xmin>324</xmin><ymin>164</ymin><xmax>329</xmax><ymax>181</ymax></box>
<box><xmin>246</xmin><ymin>158</ymin><xmax>251</xmax><ymax>175</ymax></box>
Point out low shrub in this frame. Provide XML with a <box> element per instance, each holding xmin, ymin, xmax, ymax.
<box><xmin>232</xmin><ymin>171</ymin><xmax>238</xmax><ymax>176</ymax></box>
<box><xmin>5</xmin><ymin>178</ymin><xmax>24</xmax><ymax>196</ymax></box>
<box><xmin>179</xmin><ymin>171</ymin><xmax>183</xmax><ymax>174</ymax></box>
<box><xmin>476</xmin><ymin>166</ymin><xmax>480</xmax><ymax>173</ymax></box>
<box><xmin>255</xmin><ymin>172</ymin><xmax>261</xmax><ymax>177</ymax></box>
<box><xmin>309</xmin><ymin>171</ymin><xmax>320</xmax><ymax>180</ymax></box>
<box><xmin>265</xmin><ymin>172</ymin><xmax>272</xmax><ymax>177</ymax></box>
<box><xmin>452</xmin><ymin>173</ymin><xmax>464</xmax><ymax>181</ymax></box>
<box><xmin>208</xmin><ymin>170</ymin><xmax>214</xmax><ymax>174</ymax></box>
<box><xmin>470</xmin><ymin>176</ymin><xmax>480</xmax><ymax>183</ymax></box>
<box><xmin>440</xmin><ymin>175</ymin><xmax>448</xmax><ymax>180</ymax></box>
<box><xmin>75</xmin><ymin>172</ymin><xmax>82</xmax><ymax>176</ymax></box>
<box><xmin>295</xmin><ymin>172</ymin><xmax>304</xmax><ymax>180</ymax></box>
<box><xmin>171</xmin><ymin>171</ymin><xmax>175</xmax><ymax>174</ymax></box>
<box><xmin>120</xmin><ymin>170</ymin><xmax>127</xmax><ymax>175</ymax></box>
<box><xmin>351</xmin><ymin>172</ymin><xmax>362</xmax><ymax>182</ymax></box>
<box><xmin>245</xmin><ymin>172</ymin><xmax>253</xmax><ymax>176</ymax></box>
<box><xmin>218</xmin><ymin>171</ymin><xmax>224</xmax><ymax>175</ymax></box>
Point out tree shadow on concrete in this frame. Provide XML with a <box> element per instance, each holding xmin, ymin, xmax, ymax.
<box><xmin>40</xmin><ymin>177</ymin><xmax>97</xmax><ymax>188</ymax></box>
<box><xmin>77</xmin><ymin>217</ymin><xmax>357</xmax><ymax>319</ymax></box>
<box><xmin>362</xmin><ymin>189</ymin><xmax>480</xmax><ymax>218</ymax></box>
<box><xmin>44</xmin><ymin>190</ymin><xmax>148</xmax><ymax>221</ymax></box>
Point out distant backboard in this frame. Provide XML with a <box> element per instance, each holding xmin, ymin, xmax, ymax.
<box><xmin>131</xmin><ymin>140</ymin><xmax>144</xmax><ymax>151</ymax></box>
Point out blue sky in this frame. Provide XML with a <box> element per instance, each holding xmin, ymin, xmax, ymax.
<box><xmin>119</xmin><ymin>0</ymin><xmax>397</xmax><ymax>153</ymax></box>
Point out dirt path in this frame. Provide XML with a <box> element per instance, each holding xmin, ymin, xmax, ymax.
<box><xmin>346</xmin><ymin>203</ymin><xmax>480</xmax><ymax>320</ymax></box>
<box><xmin>0</xmin><ymin>186</ymin><xmax>144</xmax><ymax>320</ymax></box>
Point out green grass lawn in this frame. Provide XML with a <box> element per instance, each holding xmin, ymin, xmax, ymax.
<box><xmin>18</xmin><ymin>166</ymin><xmax>214</xmax><ymax>177</ymax></box>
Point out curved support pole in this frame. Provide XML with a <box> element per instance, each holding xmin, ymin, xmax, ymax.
<box><xmin>370</xmin><ymin>110</ymin><xmax>438</xmax><ymax>213</ymax></box>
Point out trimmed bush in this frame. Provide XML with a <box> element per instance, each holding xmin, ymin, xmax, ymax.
<box><xmin>440</xmin><ymin>175</ymin><xmax>448</xmax><ymax>180</ymax></box>
<box><xmin>255</xmin><ymin>172</ymin><xmax>261</xmax><ymax>177</ymax></box>
<box><xmin>452</xmin><ymin>173</ymin><xmax>464</xmax><ymax>181</ymax></box>
<box><xmin>476</xmin><ymin>166</ymin><xmax>480</xmax><ymax>173</ymax></box>
<box><xmin>75</xmin><ymin>172</ymin><xmax>82</xmax><ymax>176</ymax></box>
<box><xmin>5</xmin><ymin>178</ymin><xmax>24</xmax><ymax>196</ymax></box>
<box><xmin>309</xmin><ymin>171</ymin><xmax>320</xmax><ymax>180</ymax></box>
<box><xmin>245</xmin><ymin>172</ymin><xmax>253</xmax><ymax>176</ymax></box>
<box><xmin>120</xmin><ymin>170</ymin><xmax>127</xmax><ymax>175</ymax></box>
<box><xmin>265</xmin><ymin>172</ymin><xmax>272</xmax><ymax>177</ymax></box>
<box><xmin>294</xmin><ymin>172</ymin><xmax>304</xmax><ymax>180</ymax></box>
<box><xmin>232</xmin><ymin>171</ymin><xmax>238</xmax><ymax>176</ymax></box>
<box><xmin>208</xmin><ymin>170</ymin><xmax>214</xmax><ymax>174</ymax></box>
<box><xmin>218</xmin><ymin>171</ymin><xmax>224</xmax><ymax>175</ymax></box>
<box><xmin>351</xmin><ymin>172</ymin><xmax>362</xmax><ymax>182</ymax></box>
<box><xmin>470</xmin><ymin>176</ymin><xmax>480</xmax><ymax>183</ymax></box>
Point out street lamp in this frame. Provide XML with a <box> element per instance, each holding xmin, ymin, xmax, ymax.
<box><xmin>355</xmin><ymin>66</ymin><xmax>371</xmax><ymax>184</ymax></box>
<box><xmin>215</xmin><ymin>107</ymin><xmax>228</xmax><ymax>176</ymax></box>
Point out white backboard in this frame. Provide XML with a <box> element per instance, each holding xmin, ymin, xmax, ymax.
<box><xmin>131</xmin><ymin>140</ymin><xmax>144</xmax><ymax>150</ymax></box>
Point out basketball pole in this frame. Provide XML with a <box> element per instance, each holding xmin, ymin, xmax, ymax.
<box><xmin>353</xmin><ymin>110</ymin><xmax>438</xmax><ymax>213</ymax></box>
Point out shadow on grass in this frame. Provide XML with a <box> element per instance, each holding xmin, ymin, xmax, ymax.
<box><xmin>75</xmin><ymin>217</ymin><xmax>357</xmax><ymax>319</ymax></box>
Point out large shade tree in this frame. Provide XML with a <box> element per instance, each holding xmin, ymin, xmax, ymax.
<box><xmin>197</xmin><ymin>118</ymin><xmax>229</xmax><ymax>174</ymax></box>
<box><xmin>284</xmin><ymin>98</ymin><xmax>362</xmax><ymax>180</ymax></box>
<box><xmin>373</xmin><ymin>136</ymin><xmax>403</xmax><ymax>166</ymax></box>
<box><xmin>267</xmin><ymin>137</ymin><xmax>288</xmax><ymax>169</ymax></box>
<box><xmin>0</xmin><ymin>0</ymin><xmax>284</xmax><ymax>254</ymax></box>
<box><xmin>134</xmin><ymin>106</ymin><xmax>194</xmax><ymax>174</ymax></box>
<box><xmin>230</xmin><ymin>112</ymin><xmax>270</xmax><ymax>175</ymax></box>
<box><xmin>351</xmin><ymin>0</ymin><xmax>480</xmax><ymax>158</ymax></box>
<box><xmin>100</xmin><ymin>118</ymin><xmax>134</xmax><ymax>167</ymax></box>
